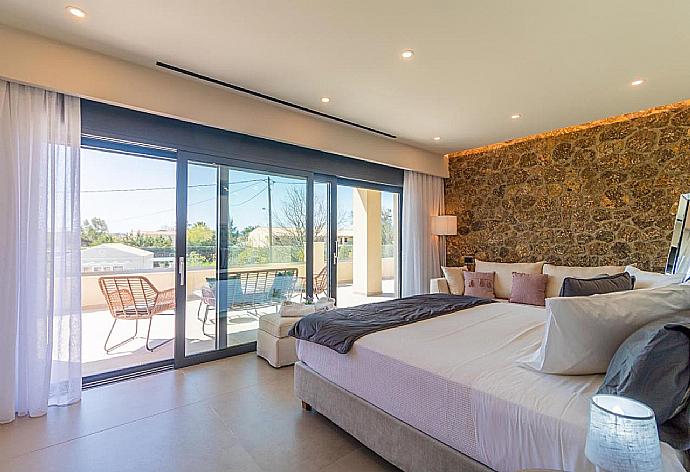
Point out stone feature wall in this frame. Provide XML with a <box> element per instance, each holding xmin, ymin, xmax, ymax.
<box><xmin>445</xmin><ymin>102</ymin><xmax>690</xmax><ymax>272</ymax></box>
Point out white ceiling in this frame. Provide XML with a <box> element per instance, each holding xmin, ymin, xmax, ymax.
<box><xmin>0</xmin><ymin>0</ymin><xmax>689</xmax><ymax>154</ymax></box>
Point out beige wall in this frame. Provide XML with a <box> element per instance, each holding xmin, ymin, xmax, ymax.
<box><xmin>0</xmin><ymin>25</ymin><xmax>448</xmax><ymax>178</ymax></box>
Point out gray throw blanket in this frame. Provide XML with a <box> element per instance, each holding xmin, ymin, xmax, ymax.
<box><xmin>598</xmin><ymin>315</ymin><xmax>690</xmax><ymax>450</ymax></box>
<box><xmin>289</xmin><ymin>293</ymin><xmax>494</xmax><ymax>354</ymax></box>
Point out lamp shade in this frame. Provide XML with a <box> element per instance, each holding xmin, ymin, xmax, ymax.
<box><xmin>585</xmin><ymin>395</ymin><xmax>661</xmax><ymax>472</ymax></box>
<box><xmin>431</xmin><ymin>215</ymin><xmax>457</xmax><ymax>236</ymax></box>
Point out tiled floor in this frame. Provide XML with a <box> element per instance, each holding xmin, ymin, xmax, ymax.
<box><xmin>0</xmin><ymin>353</ymin><xmax>400</xmax><ymax>472</ymax></box>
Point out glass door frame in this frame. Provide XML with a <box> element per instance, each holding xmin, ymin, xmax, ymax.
<box><xmin>175</xmin><ymin>150</ymin><xmax>315</xmax><ymax>368</ymax></box>
<box><xmin>315</xmin><ymin>175</ymin><xmax>339</xmax><ymax>299</ymax></box>
<box><xmin>315</xmin><ymin>175</ymin><xmax>403</xmax><ymax>304</ymax></box>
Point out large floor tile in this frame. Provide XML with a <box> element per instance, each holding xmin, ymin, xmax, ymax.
<box><xmin>323</xmin><ymin>447</ymin><xmax>401</xmax><ymax>472</ymax></box>
<box><xmin>180</xmin><ymin>353</ymin><xmax>293</xmax><ymax>400</ymax></box>
<box><xmin>4</xmin><ymin>401</ymin><xmax>262</xmax><ymax>472</ymax></box>
<box><xmin>0</xmin><ymin>369</ymin><xmax>197</xmax><ymax>460</ymax></box>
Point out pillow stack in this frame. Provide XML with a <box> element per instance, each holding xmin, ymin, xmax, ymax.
<box><xmin>474</xmin><ymin>260</ymin><xmax>544</xmax><ymax>299</ymax></box>
<box><xmin>518</xmin><ymin>284</ymin><xmax>690</xmax><ymax>375</ymax></box>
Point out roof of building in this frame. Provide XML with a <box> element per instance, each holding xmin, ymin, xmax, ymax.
<box><xmin>81</xmin><ymin>243</ymin><xmax>154</xmax><ymax>257</ymax></box>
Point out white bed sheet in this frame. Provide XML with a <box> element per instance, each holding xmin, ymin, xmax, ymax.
<box><xmin>296</xmin><ymin>302</ymin><xmax>684</xmax><ymax>472</ymax></box>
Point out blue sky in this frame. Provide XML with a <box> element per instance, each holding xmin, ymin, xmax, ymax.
<box><xmin>81</xmin><ymin>148</ymin><xmax>395</xmax><ymax>234</ymax></box>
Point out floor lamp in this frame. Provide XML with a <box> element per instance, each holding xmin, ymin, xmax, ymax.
<box><xmin>431</xmin><ymin>215</ymin><xmax>457</xmax><ymax>267</ymax></box>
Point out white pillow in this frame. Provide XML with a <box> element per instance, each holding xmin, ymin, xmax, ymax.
<box><xmin>625</xmin><ymin>265</ymin><xmax>685</xmax><ymax>289</ymax></box>
<box><xmin>518</xmin><ymin>284</ymin><xmax>690</xmax><ymax>375</ymax></box>
<box><xmin>474</xmin><ymin>260</ymin><xmax>544</xmax><ymax>299</ymax></box>
<box><xmin>441</xmin><ymin>266</ymin><xmax>466</xmax><ymax>295</ymax></box>
<box><xmin>543</xmin><ymin>264</ymin><xmax>625</xmax><ymax>299</ymax></box>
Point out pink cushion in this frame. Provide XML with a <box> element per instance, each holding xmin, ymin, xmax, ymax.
<box><xmin>510</xmin><ymin>272</ymin><xmax>548</xmax><ymax>306</ymax></box>
<box><xmin>464</xmin><ymin>271</ymin><xmax>495</xmax><ymax>299</ymax></box>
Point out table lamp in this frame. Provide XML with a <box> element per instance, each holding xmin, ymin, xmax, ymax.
<box><xmin>431</xmin><ymin>215</ymin><xmax>457</xmax><ymax>266</ymax></box>
<box><xmin>585</xmin><ymin>394</ymin><xmax>661</xmax><ymax>472</ymax></box>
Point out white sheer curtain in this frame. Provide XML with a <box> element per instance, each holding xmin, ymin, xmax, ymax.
<box><xmin>401</xmin><ymin>170</ymin><xmax>445</xmax><ymax>296</ymax></box>
<box><xmin>0</xmin><ymin>80</ymin><xmax>82</xmax><ymax>424</ymax></box>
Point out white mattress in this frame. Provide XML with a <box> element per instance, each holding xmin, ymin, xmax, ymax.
<box><xmin>296</xmin><ymin>302</ymin><xmax>684</xmax><ymax>472</ymax></box>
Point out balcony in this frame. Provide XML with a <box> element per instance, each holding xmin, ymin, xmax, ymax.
<box><xmin>82</xmin><ymin>266</ymin><xmax>395</xmax><ymax>377</ymax></box>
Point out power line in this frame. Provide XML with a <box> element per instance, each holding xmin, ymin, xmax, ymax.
<box><xmin>109</xmin><ymin>197</ymin><xmax>216</xmax><ymax>223</ymax></box>
<box><xmin>82</xmin><ymin>179</ymin><xmax>265</xmax><ymax>193</ymax></box>
<box><xmin>229</xmin><ymin>187</ymin><xmax>267</xmax><ymax>206</ymax></box>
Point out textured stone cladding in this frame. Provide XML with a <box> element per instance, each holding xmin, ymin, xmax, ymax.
<box><xmin>445</xmin><ymin>103</ymin><xmax>690</xmax><ymax>272</ymax></box>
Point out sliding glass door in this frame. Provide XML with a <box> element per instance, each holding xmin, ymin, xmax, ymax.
<box><xmin>313</xmin><ymin>177</ymin><xmax>401</xmax><ymax>307</ymax></box>
<box><xmin>176</xmin><ymin>152</ymin><xmax>312</xmax><ymax>366</ymax></box>
<box><xmin>334</xmin><ymin>184</ymin><xmax>400</xmax><ymax>307</ymax></box>
<box><xmin>80</xmin><ymin>140</ymin><xmax>400</xmax><ymax>376</ymax></box>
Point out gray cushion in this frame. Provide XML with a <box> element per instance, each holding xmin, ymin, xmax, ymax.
<box><xmin>559</xmin><ymin>272</ymin><xmax>634</xmax><ymax>297</ymax></box>
<box><xmin>598</xmin><ymin>315</ymin><xmax>690</xmax><ymax>425</ymax></box>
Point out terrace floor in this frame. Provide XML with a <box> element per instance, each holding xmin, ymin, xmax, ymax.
<box><xmin>82</xmin><ymin>280</ymin><xmax>395</xmax><ymax>377</ymax></box>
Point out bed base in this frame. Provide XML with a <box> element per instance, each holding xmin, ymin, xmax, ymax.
<box><xmin>294</xmin><ymin>361</ymin><xmax>494</xmax><ymax>472</ymax></box>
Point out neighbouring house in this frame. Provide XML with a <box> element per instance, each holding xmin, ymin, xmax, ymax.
<box><xmin>246</xmin><ymin>226</ymin><xmax>354</xmax><ymax>247</ymax></box>
<box><xmin>81</xmin><ymin>243</ymin><xmax>154</xmax><ymax>273</ymax></box>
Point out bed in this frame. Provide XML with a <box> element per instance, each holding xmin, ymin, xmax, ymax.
<box><xmin>294</xmin><ymin>301</ymin><xmax>685</xmax><ymax>471</ymax></box>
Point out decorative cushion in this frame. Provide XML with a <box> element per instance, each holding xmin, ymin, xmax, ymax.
<box><xmin>598</xmin><ymin>315</ymin><xmax>690</xmax><ymax>425</ymax></box>
<box><xmin>441</xmin><ymin>266</ymin><xmax>467</xmax><ymax>295</ymax></box>
<box><xmin>463</xmin><ymin>271</ymin><xmax>495</xmax><ymax>299</ymax></box>
<box><xmin>518</xmin><ymin>284</ymin><xmax>690</xmax><ymax>375</ymax></box>
<box><xmin>510</xmin><ymin>272</ymin><xmax>548</xmax><ymax>306</ymax></box>
<box><xmin>543</xmin><ymin>264</ymin><xmax>625</xmax><ymax>299</ymax></box>
<box><xmin>625</xmin><ymin>265</ymin><xmax>685</xmax><ymax>289</ymax></box>
<box><xmin>259</xmin><ymin>313</ymin><xmax>300</xmax><ymax>338</ymax></box>
<box><xmin>560</xmin><ymin>272</ymin><xmax>634</xmax><ymax>297</ymax></box>
<box><xmin>474</xmin><ymin>260</ymin><xmax>544</xmax><ymax>299</ymax></box>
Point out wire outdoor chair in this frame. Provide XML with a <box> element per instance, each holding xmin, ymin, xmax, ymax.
<box><xmin>98</xmin><ymin>276</ymin><xmax>175</xmax><ymax>353</ymax></box>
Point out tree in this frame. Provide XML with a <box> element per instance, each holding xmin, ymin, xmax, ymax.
<box><xmin>274</xmin><ymin>187</ymin><xmax>317</xmax><ymax>249</ymax></box>
<box><xmin>381</xmin><ymin>208</ymin><xmax>395</xmax><ymax>245</ymax></box>
<box><xmin>81</xmin><ymin>217</ymin><xmax>113</xmax><ymax>246</ymax></box>
<box><xmin>187</xmin><ymin>221</ymin><xmax>216</xmax><ymax>247</ymax></box>
<box><xmin>120</xmin><ymin>231</ymin><xmax>173</xmax><ymax>248</ymax></box>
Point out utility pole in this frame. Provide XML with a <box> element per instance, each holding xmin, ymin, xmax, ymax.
<box><xmin>267</xmin><ymin>176</ymin><xmax>273</xmax><ymax>262</ymax></box>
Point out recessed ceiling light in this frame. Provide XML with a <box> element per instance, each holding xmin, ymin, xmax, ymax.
<box><xmin>511</xmin><ymin>113</ymin><xmax>522</xmax><ymax>119</ymax></box>
<box><xmin>66</xmin><ymin>5</ymin><xmax>86</xmax><ymax>18</ymax></box>
<box><xmin>401</xmin><ymin>49</ymin><xmax>414</xmax><ymax>60</ymax></box>
<box><xmin>433</xmin><ymin>136</ymin><xmax>441</xmax><ymax>141</ymax></box>
<box><xmin>320</xmin><ymin>97</ymin><xmax>330</xmax><ymax>103</ymax></box>
<box><xmin>631</xmin><ymin>79</ymin><xmax>645</xmax><ymax>86</ymax></box>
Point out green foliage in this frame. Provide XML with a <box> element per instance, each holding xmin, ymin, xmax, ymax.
<box><xmin>381</xmin><ymin>208</ymin><xmax>395</xmax><ymax>245</ymax></box>
<box><xmin>120</xmin><ymin>231</ymin><xmax>173</xmax><ymax>248</ymax></box>
<box><xmin>81</xmin><ymin>218</ymin><xmax>173</xmax><ymax>248</ymax></box>
<box><xmin>81</xmin><ymin>217</ymin><xmax>113</xmax><ymax>246</ymax></box>
<box><xmin>187</xmin><ymin>221</ymin><xmax>216</xmax><ymax>247</ymax></box>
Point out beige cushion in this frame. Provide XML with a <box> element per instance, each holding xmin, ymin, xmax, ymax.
<box><xmin>259</xmin><ymin>313</ymin><xmax>299</xmax><ymax>338</ymax></box>
<box><xmin>625</xmin><ymin>265</ymin><xmax>685</xmax><ymax>289</ymax></box>
<box><xmin>441</xmin><ymin>266</ymin><xmax>467</xmax><ymax>295</ymax></box>
<box><xmin>430</xmin><ymin>277</ymin><xmax>450</xmax><ymax>294</ymax></box>
<box><xmin>543</xmin><ymin>264</ymin><xmax>625</xmax><ymax>299</ymax></box>
<box><xmin>474</xmin><ymin>260</ymin><xmax>545</xmax><ymax>299</ymax></box>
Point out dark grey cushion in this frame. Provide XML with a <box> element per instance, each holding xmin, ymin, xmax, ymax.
<box><xmin>559</xmin><ymin>272</ymin><xmax>634</xmax><ymax>297</ymax></box>
<box><xmin>598</xmin><ymin>315</ymin><xmax>690</xmax><ymax>425</ymax></box>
